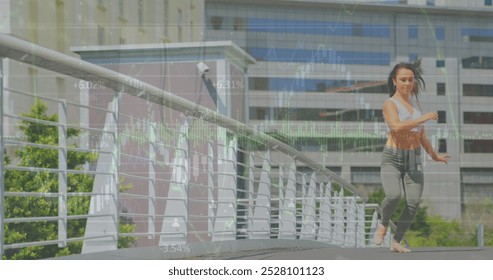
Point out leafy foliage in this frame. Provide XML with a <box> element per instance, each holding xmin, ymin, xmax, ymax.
<box><xmin>3</xmin><ymin>99</ymin><xmax>135</xmax><ymax>259</ymax></box>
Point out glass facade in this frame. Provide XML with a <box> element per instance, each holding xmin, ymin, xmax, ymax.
<box><xmin>249</xmin><ymin>77</ymin><xmax>388</xmax><ymax>93</ymax></box>
<box><xmin>463</xmin><ymin>84</ymin><xmax>493</xmax><ymax>96</ymax></box>
<box><xmin>295</xmin><ymin>137</ymin><xmax>386</xmax><ymax>153</ymax></box>
<box><xmin>464</xmin><ymin>112</ymin><xmax>493</xmax><ymax>124</ymax></box>
<box><xmin>464</xmin><ymin>140</ymin><xmax>493</xmax><ymax>153</ymax></box>
<box><xmin>249</xmin><ymin>107</ymin><xmax>384</xmax><ymax>122</ymax></box>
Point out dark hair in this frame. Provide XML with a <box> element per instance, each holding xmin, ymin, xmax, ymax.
<box><xmin>387</xmin><ymin>58</ymin><xmax>425</xmax><ymax>98</ymax></box>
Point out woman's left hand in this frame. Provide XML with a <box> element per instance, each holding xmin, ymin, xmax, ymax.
<box><xmin>433</xmin><ymin>154</ymin><xmax>451</xmax><ymax>164</ymax></box>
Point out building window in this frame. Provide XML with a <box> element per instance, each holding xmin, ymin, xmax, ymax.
<box><xmin>119</xmin><ymin>0</ymin><xmax>125</xmax><ymax>18</ymax></box>
<box><xmin>438</xmin><ymin>139</ymin><xmax>447</xmax><ymax>153</ymax></box>
<box><xmin>250</xmin><ymin>107</ymin><xmax>385</xmax><ymax>122</ymax></box>
<box><xmin>486</xmin><ymin>0</ymin><xmax>492</xmax><ymax>6</ymax></box>
<box><xmin>249</xmin><ymin>77</ymin><xmax>268</xmax><ymax>91</ymax></box>
<box><xmin>97</xmin><ymin>0</ymin><xmax>106</xmax><ymax>10</ymax></box>
<box><xmin>408</xmin><ymin>25</ymin><xmax>418</xmax><ymax>39</ymax></box>
<box><xmin>464</xmin><ymin>140</ymin><xmax>493</xmax><ymax>153</ymax></box>
<box><xmin>293</xmin><ymin>137</ymin><xmax>386</xmax><ymax>153</ymax></box>
<box><xmin>463</xmin><ymin>112</ymin><xmax>493</xmax><ymax>124</ymax></box>
<box><xmin>178</xmin><ymin>8</ymin><xmax>183</xmax><ymax>41</ymax></box>
<box><xmin>463</xmin><ymin>57</ymin><xmax>482</xmax><ymax>68</ymax></box>
<box><xmin>462</xmin><ymin>56</ymin><xmax>493</xmax><ymax>69</ymax></box>
<box><xmin>461</xmin><ymin>27</ymin><xmax>493</xmax><ymax>36</ymax></box>
<box><xmin>437</xmin><ymin>83</ymin><xmax>446</xmax><ymax>96</ymax></box>
<box><xmin>409</xmin><ymin>53</ymin><xmax>418</xmax><ymax>62</ymax></box>
<box><xmin>98</xmin><ymin>25</ymin><xmax>105</xmax><ymax>45</ymax></box>
<box><xmin>249</xmin><ymin>77</ymin><xmax>388</xmax><ymax>93</ymax></box>
<box><xmin>462</xmin><ymin>168</ymin><xmax>493</xmax><ymax>183</ymax></box>
<box><xmin>210</xmin><ymin>16</ymin><xmax>223</xmax><ymax>30</ymax></box>
<box><xmin>461</xmin><ymin>168</ymin><xmax>493</xmax><ymax>208</ymax></box>
<box><xmin>426</xmin><ymin>0</ymin><xmax>435</xmax><ymax>5</ymax></box>
<box><xmin>28</xmin><ymin>67</ymin><xmax>38</xmax><ymax>95</ymax></box>
<box><xmin>352</xmin><ymin>23</ymin><xmax>363</xmax><ymax>36</ymax></box>
<box><xmin>244</xmin><ymin>18</ymin><xmax>390</xmax><ymax>38</ymax></box>
<box><xmin>436</xmin><ymin>60</ymin><xmax>445</xmax><ymax>67</ymax></box>
<box><xmin>250</xmin><ymin>107</ymin><xmax>269</xmax><ymax>120</ymax></box>
<box><xmin>435</xmin><ymin>26</ymin><xmax>445</xmax><ymax>40</ymax></box>
<box><xmin>297</xmin><ymin>166</ymin><xmax>342</xmax><ymax>176</ymax></box>
<box><xmin>234</xmin><ymin>17</ymin><xmax>246</xmax><ymax>31</ymax></box>
<box><xmin>461</xmin><ymin>28</ymin><xmax>493</xmax><ymax>43</ymax></box>
<box><xmin>351</xmin><ymin>167</ymin><xmax>381</xmax><ymax>184</ymax></box>
<box><xmin>326</xmin><ymin>166</ymin><xmax>342</xmax><ymax>176</ymax></box>
<box><xmin>163</xmin><ymin>0</ymin><xmax>169</xmax><ymax>37</ymax></box>
<box><xmin>438</xmin><ymin>111</ymin><xmax>446</xmax><ymax>123</ymax></box>
<box><xmin>248</xmin><ymin>47</ymin><xmax>390</xmax><ymax>65</ymax></box>
<box><xmin>463</xmin><ymin>84</ymin><xmax>493</xmax><ymax>97</ymax></box>
<box><xmin>138</xmin><ymin>0</ymin><xmax>144</xmax><ymax>27</ymax></box>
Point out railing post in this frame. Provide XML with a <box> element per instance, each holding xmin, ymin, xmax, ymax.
<box><xmin>278</xmin><ymin>161</ymin><xmax>297</xmax><ymax>239</ymax></box>
<box><xmin>356</xmin><ymin>203</ymin><xmax>366</xmax><ymax>247</ymax></box>
<box><xmin>207</xmin><ymin>141</ymin><xmax>215</xmax><ymax>238</ymax></box>
<box><xmin>113</xmin><ymin>91</ymin><xmax>121</xmax><ymax>247</ymax></box>
<box><xmin>148</xmin><ymin>121</ymin><xmax>156</xmax><ymax>239</ymax></box>
<box><xmin>246</xmin><ymin>152</ymin><xmax>254</xmax><ymax>238</ymax></box>
<box><xmin>159</xmin><ymin>117</ymin><xmax>190</xmax><ymax>245</ymax></box>
<box><xmin>369</xmin><ymin>210</ymin><xmax>379</xmax><ymax>246</ymax></box>
<box><xmin>300</xmin><ymin>173</ymin><xmax>307</xmax><ymax>239</ymax></box>
<box><xmin>251</xmin><ymin>149</ymin><xmax>271</xmax><ymax>239</ymax></box>
<box><xmin>82</xmin><ymin>91</ymin><xmax>120</xmax><ymax>253</ymax></box>
<box><xmin>478</xmin><ymin>224</ymin><xmax>484</xmax><ymax>248</ymax></box>
<box><xmin>212</xmin><ymin>135</ymin><xmax>237</xmax><ymax>241</ymax></box>
<box><xmin>333</xmin><ymin>190</ymin><xmax>345</xmax><ymax>245</ymax></box>
<box><xmin>277</xmin><ymin>164</ymin><xmax>285</xmax><ymax>239</ymax></box>
<box><xmin>0</xmin><ymin>58</ymin><xmax>5</xmax><ymax>257</ymax></box>
<box><xmin>58</xmin><ymin>99</ymin><xmax>67</xmax><ymax>247</ymax></box>
<box><xmin>301</xmin><ymin>172</ymin><xmax>316</xmax><ymax>240</ymax></box>
<box><xmin>318</xmin><ymin>181</ymin><xmax>332</xmax><ymax>241</ymax></box>
<box><xmin>344</xmin><ymin>196</ymin><xmax>357</xmax><ymax>247</ymax></box>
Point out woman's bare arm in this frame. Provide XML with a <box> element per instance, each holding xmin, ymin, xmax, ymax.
<box><xmin>420</xmin><ymin>128</ymin><xmax>450</xmax><ymax>163</ymax></box>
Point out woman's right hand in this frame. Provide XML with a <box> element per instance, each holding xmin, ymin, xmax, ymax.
<box><xmin>422</xmin><ymin>112</ymin><xmax>439</xmax><ymax>122</ymax></box>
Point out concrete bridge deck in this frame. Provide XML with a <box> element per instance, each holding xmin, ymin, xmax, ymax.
<box><xmin>54</xmin><ymin>240</ymin><xmax>493</xmax><ymax>260</ymax></box>
<box><xmin>193</xmin><ymin>246</ymin><xmax>493</xmax><ymax>260</ymax></box>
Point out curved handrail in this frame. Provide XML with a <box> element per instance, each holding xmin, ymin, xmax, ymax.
<box><xmin>0</xmin><ymin>33</ymin><xmax>367</xmax><ymax>201</ymax></box>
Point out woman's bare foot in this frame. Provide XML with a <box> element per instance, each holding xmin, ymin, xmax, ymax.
<box><xmin>391</xmin><ymin>239</ymin><xmax>411</xmax><ymax>253</ymax></box>
<box><xmin>373</xmin><ymin>224</ymin><xmax>388</xmax><ymax>246</ymax></box>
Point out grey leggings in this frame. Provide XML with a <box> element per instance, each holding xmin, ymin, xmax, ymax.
<box><xmin>380</xmin><ymin>146</ymin><xmax>424</xmax><ymax>242</ymax></box>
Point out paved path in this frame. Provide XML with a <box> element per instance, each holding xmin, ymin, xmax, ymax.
<box><xmin>189</xmin><ymin>246</ymin><xmax>493</xmax><ymax>260</ymax></box>
<box><xmin>54</xmin><ymin>239</ymin><xmax>493</xmax><ymax>260</ymax></box>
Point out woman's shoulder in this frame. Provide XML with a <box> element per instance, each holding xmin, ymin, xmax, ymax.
<box><xmin>384</xmin><ymin>97</ymin><xmax>399</xmax><ymax>107</ymax></box>
<box><xmin>382</xmin><ymin>98</ymin><xmax>398</xmax><ymax>114</ymax></box>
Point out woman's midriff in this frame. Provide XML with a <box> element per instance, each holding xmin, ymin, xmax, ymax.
<box><xmin>385</xmin><ymin>131</ymin><xmax>421</xmax><ymax>150</ymax></box>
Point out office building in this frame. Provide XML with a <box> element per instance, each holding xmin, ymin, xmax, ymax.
<box><xmin>204</xmin><ymin>0</ymin><xmax>493</xmax><ymax>219</ymax></box>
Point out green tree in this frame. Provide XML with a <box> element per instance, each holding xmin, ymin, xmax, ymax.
<box><xmin>3</xmin><ymin>99</ymin><xmax>135</xmax><ymax>259</ymax></box>
<box><xmin>407</xmin><ymin>214</ymin><xmax>475</xmax><ymax>247</ymax></box>
<box><xmin>463</xmin><ymin>199</ymin><xmax>493</xmax><ymax>246</ymax></box>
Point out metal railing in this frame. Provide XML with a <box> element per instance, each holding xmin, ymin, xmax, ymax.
<box><xmin>1</xmin><ymin>34</ymin><xmax>377</xmax><ymax>259</ymax></box>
